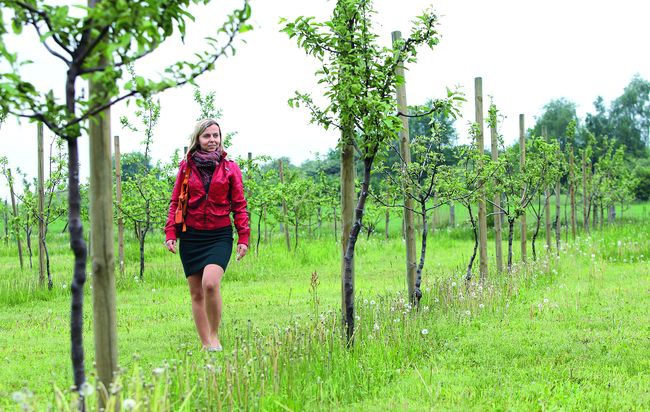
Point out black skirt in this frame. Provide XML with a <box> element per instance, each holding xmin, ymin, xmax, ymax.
<box><xmin>178</xmin><ymin>225</ymin><xmax>233</xmax><ymax>277</ymax></box>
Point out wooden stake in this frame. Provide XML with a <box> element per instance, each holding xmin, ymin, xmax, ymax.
<box><xmin>475</xmin><ymin>77</ymin><xmax>488</xmax><ymax>280</ymax></box>
<box><xmin>392</xmin><ymin>31</ymin><xmax>417</xmax><ymax>299</ymax></box>
<box><xmin>88</xmin><ymin>61</ymin><xmax>118</xmax><ymax>400</ymax></box>
<box><xmin>114</xmin><ymin>135</ymin><xmax>125</xmax><ymax>276</ymax></box>
<box><xmin>37</xmin><ymin>123</ymin><xmax>46</xmax><ymax>284</ymax></box>
<box><xmin>543</xmin><ymin>126</ymin><xmax>552</xmax><ymax>253</ymax></box>
<box><xmin>569</xmin><ymin>147</ymin><xmax>576</xmax><ymax>239</ymax></box>
<box><xmin>519</xmin><ymin>114</ymin><xmax>527</xmax><ymax>262</ymax></box>
<box><xmin>278</xmin><ymin>159</ymin><xmax>291</xmax><ymax>251</ymax></box>
<box><xmin>490</xmin><ymin>107</ymin><xmax>502</xmax><ymax>273</ymax></box>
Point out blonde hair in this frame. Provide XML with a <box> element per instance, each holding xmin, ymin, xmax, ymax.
<box><xmin>186</xmin><ymin>118</ymin><xmax>223</xmax><ymax>156</ymax></box>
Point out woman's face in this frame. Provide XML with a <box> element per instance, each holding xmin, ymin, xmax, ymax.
<box><xmin>198</xmin><ymin>124</ymin><xmax>221</xmax><ymax>152</ymax></box>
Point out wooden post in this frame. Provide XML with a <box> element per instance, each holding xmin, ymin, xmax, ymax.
<box><xmin>278</xmin><ymin>159</ymin><xmax>291</xmax><ymax>251</ymax></box>
<box><xmin>340</xmin><ymin>124</ymin><xmax>355</xmax><ymax>328</ymax></box>
<box><xmin>542</xmin><ymin>128</ymin><xmax>551</xmax><ymax>248</ymax></box>
<box><xmin>582</xmin><ymin>152</ymin><xmax>589</xmax><ymax>234</ymax></box>
<box><xmin>490</xmin><ymin>108</ymin><xmax>502</xmax><ymax>273</ymax></box>
<box><xmin>37</xmin><ymin>123</ymin><xmax>46</xmax><ymax>285</ymax></box>
<box><xmin>519</xmin><ymin>114</ymin><xmax>527</xmax><ymax>262</ymax></box>
<box><xmin>569</xmin><ymin>147</ymin><xmax>576</xmax><ymax>239</ymax></box>
<box><xmin>114</xmin><ymin>135</ymin><xmax>125</xmax><ymax>276</ymax></box>
<box><xmin>88</xmin><ymin>47</ymin><xmax>118</xmax><ymax>399</ymax></box>
<box><xmin>449</xmin><ymin>203</ymin><xmax>455</xmax><ymax>227</ymax></box>
<box><xmin>555</xmin><ymin>179</ymin><xmax>561</xmax><ymax>252</ymax></box>
<box><xmin>475</xmin><ymin>77</ymin><xmax>488</xmax><ymax>280</ymax></box>
<box><xmin>392</xmin><ymin>30</ymin><xmax>417</xmax><ymax>300</ymax></box>
<box><xmin>3</xmin><ymin>199</ymin><xmax>8</xmax><ymax>245</ymax></box>
<box><xmin>7</xmin><ymin>169</ymin><xmax>23</xmax><ymax>270</ymax></box>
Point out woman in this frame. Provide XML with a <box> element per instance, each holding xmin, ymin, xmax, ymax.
<box><xmin>165</xmin><ymin>118</ymin><xmax>249</xmax><ymax>352</ymax></box>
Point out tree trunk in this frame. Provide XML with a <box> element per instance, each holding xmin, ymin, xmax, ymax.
<box><xmin>413</xmin><ymin>201</ymin><xmax>427</xmax><ymax>306</ymax></box>
<box><xmin>24</xmin><ymin>225</ymin><xmax>33</xmax><ymax>269</ymax></box>
<box><xmin>342</xmin><ymin>158</ymin><xmax>373</xmax><ymax>345</ymax></box>
<box><xmin>465</xmin><ymin>204</ymin><xmax>479</xmax><ymax>282</ymax></box>
<box><xmin>68</xmin><ymin>136</ymin><xmax>88</xmax><ymax>394</ymax></box>
<box><xmin>507</xmin><ymin>218</ymin><xmax>515</xmax><ymax>272</ymax></box>
<box><xmin>256</xmin><ymin>211</ymin><xmax>262</xmax><ymax>256</ymax></box>
<box><xmin>544</xmin><ymin>187</ymin><xmax>551</xmax><ymax>253</ymax></box>
<box><xmin>3</xmin><ymin>199</ymin><xmax>8</xmax><ymax>246</ymax></box>
<box><xmin>384</xmin><ymin>209</ymin><xmax>390</xmax><ymax>240</ymax></box>
<box><xmin>532</xmin><ymin>208</ymin><xmax>541</xmax><ymax>261</ymax></box>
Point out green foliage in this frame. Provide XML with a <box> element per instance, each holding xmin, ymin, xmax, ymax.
<box><xmin>0</xmin><ymin>0</ymin><xmax>252</xmax><ymax>139</ymax></box>
<box><xmin>193</xmin><ymin>88</ymin><xmax>235</xmax><ymax>149</ymax></box>
<box><xmin>532</xmin><ymin>98</ymin><xmax>578</xmax><ymax>150</ymax></box>
<box><xmin>633</xmin><ymin>159</ymin><xmax>650</xmax><ymax>201</ymax></box>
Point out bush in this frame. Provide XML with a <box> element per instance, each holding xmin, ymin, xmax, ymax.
<box><xmin>634</xmin><ymin>164</ymin><xmax>650</xmax><ymax>201</ymax></box>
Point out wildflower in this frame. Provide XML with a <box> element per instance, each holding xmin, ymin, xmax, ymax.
<box><xmin>153</xmin><ymin>367</ymin><xmax>165</xmax><ymax>376</ymax></box>
<box><xmin>479</xmin><ymin>303</ymin><xmax>484</xmax><ymax>309</ymax></box>
<box><xmin>79</xmin><ymin>382</ymin><xmax>94</xmax><ymax>397</ymax></box>
<box><xmin>465</xmin><ymin>310</ymin><xmax>471</xmax><ymax>316</ymax></box>
<box><xmin>423</xmin><ymin>306</ymin><xmax>430</xmax><ymax>312</ymax></box>
<box><xmin>122</xmin><ymin>399</ymin><xmax>137</xmax><ymax>410</ymax></box>
<box><xmin>152</xmin><ymin>288</ymin><xmax>156</xmax><ymax>293</ymax></box>
<box><xmin>451</xmin><ymin>282</ymin><xmax>457</xmax><ymax>288</ymax></box>
<box><xmin>538</xmin><ymin>303</ymin><xmax>543</xmax><ymax>310</ymax></box>
<box><xmin>62</xmin><ymin>283</ymin><xmax>67</xmax><ymax>289</ymax></box>
<box><xmin>373</xmin><ymin>322</ymin><xmax>380</xmax><ymax>331</ymax></box>
<box><xmin>370</xmin><ymin>300</ymin><xmax>376</xmax><ymax>306</ymax></box>
<box><xmin>543</xmin><ymin>298</ymin><xmax>549</xmax><ymax>304</ymax></box>
<box><xmin>363</xmin><ymin>299</ymin><xmax>368</xmax><ymax>305</ymax></box>
<box><xmin>591</xmin><ymin>254</ymin><xmax>595</xmax><ymax>259</ymax></box>
<box><xmin>617</xmin><ymin>240</ymin><xmax>622</xmax><ymax>247</ymax></box>
<box><xmin>394</xmin><ymin>318</ymin><xmax>400</xmax><ymax>323</ymax></box>
<box><xmin>421</xmin><ymin>329</ymin><xmax>429</xmax><ymax>336</ymax></box>
<box><xmin>355</xmin><ymin>315</ymin><xmax>360</xmax><ymax>321</ymax></box>
<box><xmin>12</xmin><ymin>391</ymin><xmax>25</xmax><ymax>403</ymax></box>
<box><xmin>434</xmin><ymin>298</ymin><xmax>439</xmax><ymax>303</ymax></box>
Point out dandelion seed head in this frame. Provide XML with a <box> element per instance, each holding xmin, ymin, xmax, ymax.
<box><xmin>421</xmin><ymin>329</ymin><xmax>429</xmax><ymax>335</ymax></box>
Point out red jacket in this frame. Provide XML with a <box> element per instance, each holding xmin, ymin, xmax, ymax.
<box><xmin>165</xmin><ymin>152</ymin><xmax>250</xmax><ymax>246</ymax></box>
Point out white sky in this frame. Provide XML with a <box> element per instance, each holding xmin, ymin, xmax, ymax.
<box><xmin>1</xmin><ymin>0</ymin><xmax>649</xmax><ymax>199</ymax></box>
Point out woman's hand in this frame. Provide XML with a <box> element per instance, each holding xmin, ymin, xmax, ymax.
<box><xmin>236</xmin><ymin>244</ymin><xmax>248</xmax><ymax>261</ymax></box>
<box><xmin>165</xmin><ymin>239</ymin><xmax>177</xmax><ymax>254</ymax></box>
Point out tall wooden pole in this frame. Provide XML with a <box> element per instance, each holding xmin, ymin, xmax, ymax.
<box><xmin>340</xmin><ymin>122</ymin><xmax>355</xmax><ymax>330</ymax></box>
<box><xmin>569</xmin><ymin>147</ymin><xmax>576</xmax><ymax>239</ymax></box>
<box><xmin>88</xmin><ymin>32</ymin><xmax>117</xmax><ymax>400</ymax></box>
<box><xmin>475</xmin><ymin>78</ymin><xmax>488</xmax><ymax>280</ymax></box>
<box><xmin>519</xmin><ymin>114</ymin><xmax>527</xmax><ymax>263</ymax></box>
<box><xmin>7</xmin><ymin>169</ymin><xmax>23</xmax><ymax>270</ymax></box>
<box><xmin>278</xmin><ymin>159</ymin><xmax>291</xmax><ymax>251</ymax></box>
<box><xmin>37</xmin><ymin>123</ymin><xmax>46</xmax><ymax>285</ymax></box>
<box><xmin>490</xmin><ymin>107</ymin><xmax>502</xmax><ymax>273</ymax></box>
<box><xmin>114</xmin><ymin>135</ymin><xmax>125</xmax><ymax>276</ymax></box>
<box><xmin>555</xmin><ymin>179</ymin><xmax>561</xmax><ymax>252</ymax></box>
<box><xmin>582</xmin><ymin>151</ymin><xmax>589</xmax><ymax>234</ymax></box>
<box><xmin>543</xmin><ymin>126</ymin><xmax>552</xmax><ymax>253</ymax></box>
<box><xmin>392</xmin><ymin>31</ymin><xmax>417</xmax><ymax>300</ymax></box>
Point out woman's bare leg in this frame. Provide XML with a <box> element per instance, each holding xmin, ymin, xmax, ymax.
<box><xmin>202</xmin><ymin>264</ymin><xmax>225</xmax><ymax>348</ymax></box>
<box><xmin>187</xmin><ymin>273</ymin><xmax>211</xmax><ymax>347</ymax></box>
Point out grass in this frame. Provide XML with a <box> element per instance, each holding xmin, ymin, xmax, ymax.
<box><xmin>1</xmin><ymin>208</ymin><xmax>649</xmax><ymax>410</ymax></box>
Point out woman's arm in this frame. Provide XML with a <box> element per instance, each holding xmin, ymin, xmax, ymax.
<box><xmin>164</xmin><ymin>160</ymin><xmax>186</xmax><ymax>241</ymax></box>
<box><xmin>229</xmin><ymin>161</ymin><xmax>250</xmax><ymax>246</ymax></box>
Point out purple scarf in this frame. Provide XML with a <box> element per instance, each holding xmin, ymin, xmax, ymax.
<box><xmin>192</xmin><ymin>148</ymin><xmax>222</xmax><ymax>192</ymax></box>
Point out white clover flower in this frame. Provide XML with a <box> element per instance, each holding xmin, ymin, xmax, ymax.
<box><xmin>12</xmin><ymin>391</ymin><xmax>25</xmax><ymax>403</ymax></box>
<box><xmin>421</xmin><ymin>329</ymin><xmax>429</xmax><ymax>335</ymax></box>
<box><xmin>79</xmin><ymin>382</ymin><xmax>94</xmax><ymax>397</ymax></box>
<box><xmin>122</xmin><ymin>399</ymin><xmax>137</xmax><ymax>410</ymax></box>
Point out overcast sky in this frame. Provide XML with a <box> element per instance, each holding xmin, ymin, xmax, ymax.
<box><xmin>1</xmin><ymin>0</ymin><xmax>649</xmax><ymax>198</ymax></box>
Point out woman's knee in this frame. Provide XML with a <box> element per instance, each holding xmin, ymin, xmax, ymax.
<box><xmin>202</xmin><ymin>265</ymin><xmax>224</xmax><ymax>292</ymax></box>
